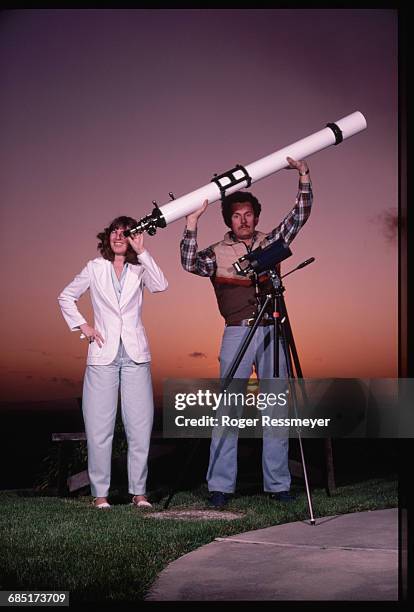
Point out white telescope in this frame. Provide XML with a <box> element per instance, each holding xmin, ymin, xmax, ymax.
<box><xmin>124</xmin><ymin>111</ymin><xmax>367</xmax><ymax>237</ymax></box>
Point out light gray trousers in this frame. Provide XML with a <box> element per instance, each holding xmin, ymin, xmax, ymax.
<box><xmin>82</xmin><ymin>340</ymin><xmax>154</xmax><ymax>497</ymax></box>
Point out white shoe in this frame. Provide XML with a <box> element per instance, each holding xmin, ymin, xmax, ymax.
<box><xmin>92</xmin><ymin>498</ymin><xmax>112</xmax><ymax>509</ymax></box>
<box><xmin>131</xmin><ymin>496</ymin><xmax>152</xmax><ymax>508</ymax></box>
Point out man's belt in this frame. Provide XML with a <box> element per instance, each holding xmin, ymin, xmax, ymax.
<box><xmin>226</xmin><ymin>318</ymin><xmax>274</xmax><ymax>327</ymax></box>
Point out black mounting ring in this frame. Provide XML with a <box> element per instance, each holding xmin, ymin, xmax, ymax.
<box><xmin>211</xmin><ymin>164</ymin><xmax>252</xmax><ymax>200</ymax></box>
<box><xmin>326</xmin><ymin>122</ymin><xmax>343</xmax><ymax>145</ymax></box>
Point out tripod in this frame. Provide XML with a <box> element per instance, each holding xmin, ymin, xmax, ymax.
<box><xmin>164</xmin><ymin>264</ymin><xmax>315</xmax><ymax>525</ymax></box>
<box><xmin>221</xmin><ymin>266</ymin><xmax>315</xmax><ymax>524</ymax></box>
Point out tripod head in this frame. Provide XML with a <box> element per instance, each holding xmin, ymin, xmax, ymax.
<box><xmin>251</xmin><ymin>256</ymin><xmax>316</xmax><ymax>302</ymax></box>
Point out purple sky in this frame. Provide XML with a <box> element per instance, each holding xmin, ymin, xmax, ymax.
<box><xmin>0</xmin><ymin>9</ymin><xmax>398</xmax><ymax>404</ymax></box>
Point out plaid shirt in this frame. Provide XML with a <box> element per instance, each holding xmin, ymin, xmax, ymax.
<box><xmin>180</xmin><ymin>181</ymin><xmax>313</xmax><ymax>277</ymax></box>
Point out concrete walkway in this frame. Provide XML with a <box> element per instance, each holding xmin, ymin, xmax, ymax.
<box><xmin>147</xmin><ymin>508</ymin><xmax>398</xmax><ymax>601</ymax></box>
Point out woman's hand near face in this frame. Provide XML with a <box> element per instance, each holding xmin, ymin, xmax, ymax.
<box><xmin>127</xmin><ymin>232</ymin><xmax>145</xmax><ymax>254</ymax></box>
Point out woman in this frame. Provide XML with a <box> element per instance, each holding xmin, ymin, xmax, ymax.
<box><xmin>58</xmin><ymin>216</ymin><xmax>168</xmax><ymax>509</ymax></box>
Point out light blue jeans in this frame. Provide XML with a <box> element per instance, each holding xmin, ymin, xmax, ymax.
<box><xmin>207</xmin><ymin>325</ymin><xmax>291</xmax><ymax>494</ymax></box>
<box><xmin>82</xmin><ymin>340</ymin><xmax>154</xmax><ymax>497</ymax></box>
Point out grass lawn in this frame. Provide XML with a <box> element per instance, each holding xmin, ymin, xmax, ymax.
<box><xmin>0</xmin><ymin>476</ymin><xmax>397</xmax><ymax>603</ymax></box>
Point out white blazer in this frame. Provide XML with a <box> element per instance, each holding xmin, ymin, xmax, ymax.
<box><xmin>58</xmin><ymin>251</ymin><xmax>168</xmax><ymax>365</ymax></box>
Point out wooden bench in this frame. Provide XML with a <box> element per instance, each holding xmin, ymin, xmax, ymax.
<box><xmin>51</xmin><ymin>432</ymin><xmax>87</xmax><ymax>496</ymax></box>
<box><xmin>51</xmin><ymin>431</ymin><xmax>177</xmax><ymax>496</ymax></box>
<box><xmin>52</xmin><ymin>433</ymin><xmax>336</xmax><ymax>496</ymax></box>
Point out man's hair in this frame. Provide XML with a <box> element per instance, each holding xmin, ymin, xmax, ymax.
<box><xmin>221</xmin><ymin>191</ymin><xmax>262</xmax><ymax>228</ymax></box>
<box><xmin>97</xmin><ymin>215</ymin><xmax>139</xmax><ymax>264</ymax></box>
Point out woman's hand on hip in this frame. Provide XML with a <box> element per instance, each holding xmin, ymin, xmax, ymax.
<box><xmin>80</xmin><ymin>323</ymin><xmax>105</xmax><ymax>348</ymax></box>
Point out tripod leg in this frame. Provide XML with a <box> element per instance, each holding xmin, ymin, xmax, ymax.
<box><xmin>223</xmin><ymin>295</ymin><xmax>272</xmax><ymax>387</ymax></box>
<box><xmin>276</xmin><ymin>292</ymin><xmax>316</xmax><ymax>525</ymax></box>
<box><xmin>278</xmin><ymin>294</ymin><xmax>303</xmax><ymax>378</ymax></box>
<box><xmin>272</xmin><ymin>294</ymin><xmax>280</xmax><ymax>378</ymax></box>
<box><xmin>279</xmin><ymin>299</ymin><xmax>336</xmax><ymax>500</ymax></box>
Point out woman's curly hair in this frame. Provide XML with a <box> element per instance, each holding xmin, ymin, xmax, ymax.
<box><xmin>97</xmin><ymin>216</ymin><xmax>139</xmax><ymax>264</ymax></box>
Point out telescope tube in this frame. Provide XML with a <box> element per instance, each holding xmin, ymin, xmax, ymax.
<box><xmin>126</xmin><ymin>111</ymin><xmax>366</xmax><ymax>235</ymax></box>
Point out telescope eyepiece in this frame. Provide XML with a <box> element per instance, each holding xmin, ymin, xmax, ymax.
<box><xmin>123</xmin><ymin>226</ymin><xmax>142</xmax><ymax>237</ymax></box>
<box><xmin>123</xmin><ymin>204</ymin><xmax>167</xmax><ymax>238</ymax></box>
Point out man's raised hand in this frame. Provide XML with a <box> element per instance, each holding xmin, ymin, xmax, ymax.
<box><xmin>186</xmin><ymin>199</ymin><xmax>209</xmax><ymax>231</ymax></box>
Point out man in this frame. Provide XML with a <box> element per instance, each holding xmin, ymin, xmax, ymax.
<box><xmin>180</xmin><ymin>157</ymin><xmax>312</xmax><ymax>508</ymax></box>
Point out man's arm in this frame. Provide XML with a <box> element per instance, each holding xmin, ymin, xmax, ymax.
<box><xmin>180</xmin><ymin>200</ymin><xmax>217</xmax><ymax>277</ymax></box>
<box><xmin>180</xmin><ymin>229</ymin><xmax>216</xmax><ymax>277</ymax></box>
<box><xmin>265</xmin><ymin>157</ymin><xmax>313</xmax><ymax>247</ymax></box>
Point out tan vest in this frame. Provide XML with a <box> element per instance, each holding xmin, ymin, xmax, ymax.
<box><xmin>210</xmin><ymin>231</ymin><xmax>278</xmax><ymax>324</ymax></box>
